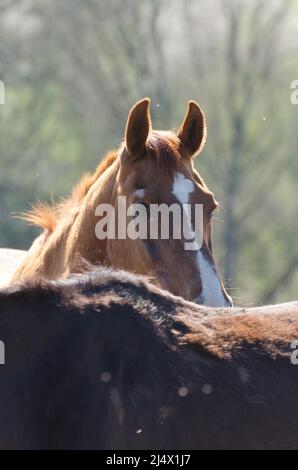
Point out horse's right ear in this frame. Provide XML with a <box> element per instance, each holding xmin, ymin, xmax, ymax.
<box><xmin>177</xmin><ymin>101</ymin><xmax>207</xmax><ymax>158</ymax></box>
<box><xmin>125</xmin><ymin>98</ymin><xmax>151</xmax><ymax>160</ymax></box>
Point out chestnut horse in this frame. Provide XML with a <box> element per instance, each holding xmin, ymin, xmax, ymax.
<box><xmin>12</xmin><ymin>98</ymin><xmax>232</xmax><ymax>307</ymax></box>
<box><xmin>1</xmin><ymin>267</ymin><xmax>298</xmax><ymax>449</ymax></box>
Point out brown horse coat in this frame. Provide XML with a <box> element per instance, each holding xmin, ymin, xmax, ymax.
<box><xmin>12</xmin><ymin>99</ymin><xmax>231</xmax><ymax>306</ymax></box>
<box><xmin>0</xmin><ymin>267</ymin><xmax>297</xmax><ymax>449</ymax></box>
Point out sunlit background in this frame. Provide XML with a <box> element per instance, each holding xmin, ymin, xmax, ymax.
<box><xmin>0</xmin><ymin>0</ymin><xmax>297</xmax><ymax>306</ymax></box>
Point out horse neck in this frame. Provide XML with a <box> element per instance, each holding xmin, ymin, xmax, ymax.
<box><xmin>11</xmin><ymin>161</ymin><xmax>119</xmax><ymax>283</ymax></box>
<box><xmin>63</xmin><ymin>164</ymin><xmax>119</xmax><ymax>272</ymax></box>
<box><xmin>11</xmin><ymin>211</ymin><xmax>78</xmax><ymax>283</ymax></box>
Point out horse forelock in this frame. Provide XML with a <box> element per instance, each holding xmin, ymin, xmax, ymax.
<box><xmin>144</xmin><ymin>131</ymin><xmax>181</xmax><ymax>174</ymax></box>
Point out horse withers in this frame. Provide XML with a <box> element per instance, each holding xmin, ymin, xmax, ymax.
<box><xmin>0</xmin><ymin>267</ymin><xmax>297</xmax><ymax>449</ymax></box>
<box><xmin>12</xmin><ymin>99</ymin><xmax>232</xmax><ymax>307</ymax></box>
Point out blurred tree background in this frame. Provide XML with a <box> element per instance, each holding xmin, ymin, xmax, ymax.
<box><xmin>0</xmin><ymin>0</ymin><xmax>297</xmax><ymax>305</ymax></box>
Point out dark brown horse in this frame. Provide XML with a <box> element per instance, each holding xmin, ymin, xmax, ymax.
<box><xmin>1</xmin><ymin>267</ymin><xmax>297</xmax><ymax>449</ymax></box>
<box><xmin>12</xmin><ymin>99</ymin><xmax>232</xmax><ymax>307</ymax></box>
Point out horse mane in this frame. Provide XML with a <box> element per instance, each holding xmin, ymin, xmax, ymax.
<box><xmin>15</xmin><ymin>200</ymin><xmax>57</xmax><ymax>232</ymax></box>
<box><xmin>18</xmin><ymin>150</ymin><xmax>118</xmax><ymax>232</ymax></box>
<box><xmin>70</xmin><ymin>151</ymin><xmax>118</xmax><ymax>202</ymax></box>
<box><xmin>17</xmin><ymin>131</ymin><xmax>181</xmax><ymax>233</ymax></box>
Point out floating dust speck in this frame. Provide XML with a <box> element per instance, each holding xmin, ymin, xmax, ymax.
<box><xmin>178</xmin><ymin>386</ymin><xmax>189</xmax><ymax>397</ymax></box>
<box><xmin>100</xmin><ymin>371</ymin><xmax>112</xmax><ymax>383</ymax></box>
<box><xmin>238</xmin><ymin>367</ymin><xmax>250</xmax><ymax>383</ymax></box>
<box><xmin>202</xmin><ymin>384</ymin><xmax>213</xmax><ymax>395</ymax></box>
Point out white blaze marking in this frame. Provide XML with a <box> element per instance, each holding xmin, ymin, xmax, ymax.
<box><xmin>172</xmin><ymin>173</ymin><xmax>194</xmax><ymax>207</ymax></box>
<box><xmin>172</xmin><ymin>173</ymin><xmax>228</xmax><ymax>307</ymax></box>
<box><xmin>196</xmin><ymin>250</ymin><xmax>228</xmax><ymax>307</ymax></box>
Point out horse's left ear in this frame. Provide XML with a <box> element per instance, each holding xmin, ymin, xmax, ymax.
<box><xmin>125</xmin><ymin>98</ymin><xmax>151</xmax><ymax>160</ymax></box>
<box><xmin>177</xmin><ymin>101</ymin><xmax>207</xmax><ymax>158</ymax></box>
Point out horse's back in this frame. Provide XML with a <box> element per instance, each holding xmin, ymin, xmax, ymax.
<box><xmin>0</xmin><ymin>248</ymin><xmax>27</xmax><ymax>286</ymax></box>
<box><xmin>1</xmin><ymin>270</ymin><xmax>298</xmax><ymax>449</ymax></box>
